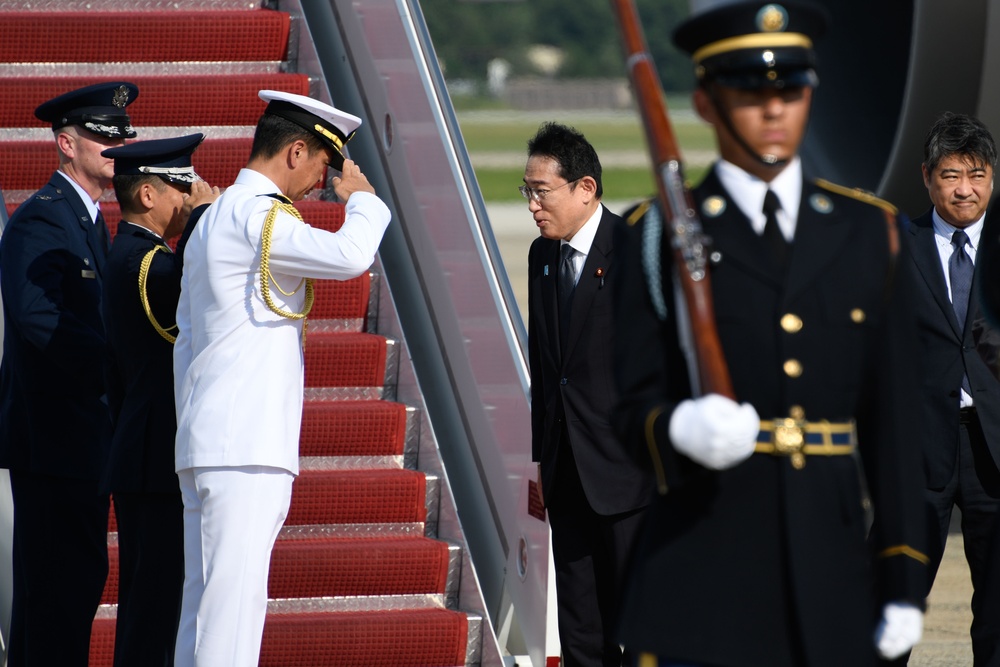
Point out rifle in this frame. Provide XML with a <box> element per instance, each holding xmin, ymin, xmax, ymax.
<box><xmin>611</xmin><ymin>0</ymin><xmax>734</xmax><ymax>399</ymax></box>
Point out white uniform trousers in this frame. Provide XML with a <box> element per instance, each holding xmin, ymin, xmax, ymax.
<box><xmin>174</xmin><ymin>466</ymin><xmax>294</xmax><ymax>667</ymax></box>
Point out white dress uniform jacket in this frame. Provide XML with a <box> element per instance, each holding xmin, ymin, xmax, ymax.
<box><xmin>173</xmin><ymin>168</ymin><xmax>390</xmax><ymax>474</ymax></box>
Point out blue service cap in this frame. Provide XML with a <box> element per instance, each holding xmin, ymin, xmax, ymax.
<box><xmin>35</xmin><ymin>81</ymin><xmax>139</xmax><ymax>139</ymax></box>
<box><xmin>101</xmin><ymin>133</ymin><xmax>204</xmax><ymax>185</ymax></box>
<box><xmin>673</xmin><ymin>1</ymin><xmax>828</xmax><ymax>90</ymax></box>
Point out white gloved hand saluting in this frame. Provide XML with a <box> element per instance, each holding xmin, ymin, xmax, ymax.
<box><xmin>668</xmin><ymin>394</ymin><xmax>760</xmax><ymax>470</ymax></box>
<box><xmin>874</xmin><ymin>602</ymin><xmax>923</xmax><ymax>660</ymax></box>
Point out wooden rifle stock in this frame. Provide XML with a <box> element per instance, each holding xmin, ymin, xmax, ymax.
<box><xmin>611</xmin><ymin>0</ymin><xmax>734</xmax><ymax>399</ymax></box>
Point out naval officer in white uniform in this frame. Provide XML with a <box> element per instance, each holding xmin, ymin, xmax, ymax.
<box><xmin>172</xmin><ymin>90</ymin><xmax>391</xmax><ymax>667</ymax></box>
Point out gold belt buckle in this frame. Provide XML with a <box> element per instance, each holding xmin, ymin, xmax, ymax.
<box><xmin>773</xmin><ymin>414</ymin><xmax>807</xmax><ymax>470</ymax></box>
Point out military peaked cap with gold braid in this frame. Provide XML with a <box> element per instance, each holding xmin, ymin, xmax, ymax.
<box><xmin>673</xmin><ymin>1</ymin><xmax>828</xmax><ymax>90</ymax></box>
<box><xmin>259</xmin><ymin>90</ymin><xmax>361</xmax><ymax>171</ymax></box>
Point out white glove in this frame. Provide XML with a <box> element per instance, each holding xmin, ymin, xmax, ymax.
<box><xmin>668</xmin><ymin>394</ymin><xmax>760</xmax><ymax>470</ymax></box>
<box><xmin>874</xmin><ymin>602</ymin><xmax>923</xmax><ymax>660</ymax></box>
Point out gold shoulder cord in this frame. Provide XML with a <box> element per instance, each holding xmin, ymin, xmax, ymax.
<box><xmin>138</xmin><ymin>245</ymin><xmax>178</xmax><ymax>344</ymax></box>
<box><xmin>260</xmin><ymin>200</ymin><xmax>315</xmax><ymax>325</ymax></box>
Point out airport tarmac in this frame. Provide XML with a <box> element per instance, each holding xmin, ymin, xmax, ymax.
<box><xmin>485</xmin><ymin>199</ymin><xmax>975</xmax><ymax>666</ymax></box>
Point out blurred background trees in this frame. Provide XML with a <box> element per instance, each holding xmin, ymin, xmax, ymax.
<box><xmin>420</xmin><ymin>0</ymin><xmax>694</xmax><ymax>96</ymax></box>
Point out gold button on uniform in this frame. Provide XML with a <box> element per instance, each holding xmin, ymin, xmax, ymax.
<box><xmin>850</xmin><ymin>308</ymin><xmax>866</xmax><ymax>323</ymax></box>
<box><xmin>783</xmin><ymin>359</ymin><xmax>803</xmax><ymax>378</ymax></box>
<box><xmin>780</xmin><ymin>313</ymin><xmax>803</xmax><ymax>333</ymax></box>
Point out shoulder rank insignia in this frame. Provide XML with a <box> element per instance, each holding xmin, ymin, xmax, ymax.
<box><xmin>814</xmin><ymin>178</ymin><xmax>898</xmax><ymax>215</ymax></box>
<box><xmin>34</xmin><ymin>195</ymin><xmax>52</xmax><ymax>201</ymax></box>
<box><xmin>625</xmin><ymin>198</ymin><xmax>653</xmax><ymax>227</ymax></box>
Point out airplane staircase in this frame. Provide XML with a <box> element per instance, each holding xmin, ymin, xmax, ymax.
<box><xmin>0</xmin><ymin>1</ymin><xmax>537</xmax><ymax>665</ymax></box>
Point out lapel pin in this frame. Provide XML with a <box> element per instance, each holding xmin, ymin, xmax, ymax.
<box><xmin>544</xmin><ymin>265</ymin><xmax>549</xmax><ymax>276</ymax></box>
<box><xmin>595</xmin><ymin>267</ymin><xmax>605</xmax><ymax>288</ymax></box>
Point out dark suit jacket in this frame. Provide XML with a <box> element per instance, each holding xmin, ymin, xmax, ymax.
<box><xmin>613</xmin><ymin>168</ymin><xmax>927</xmax><ymax>667</ymax></box>
<box><xmin>102</xmin><ymin>221</ymin><xmax>186</xmax><ymax>494</ymax></box>
<box><xmin>0</xmin><ymin>174</ymin><xmax>111</xmax><ymax>479</ymax></box>
<box><xmin>907</xmin><ymin>209</ymin><xmax>1000</xmax><ymax>488</ymax></box>
<box><xmin>528</xmin><ymin>205</ymin><xmax>652</xmax><ymax>516</ymax></box>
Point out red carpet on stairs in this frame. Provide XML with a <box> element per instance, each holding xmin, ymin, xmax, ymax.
<box><xmin>287</xmin><ymin>469</ymin><xmax>428</xmax><ymax>525</ymax></box>
<box><xmin>258</xmin><ymin>609</ymin><xmax>469</xmax><ymax>667</ymax></box>
<box><xmin>0</xmin><ymin>11</ymin><xmax>291</xmax><ymax>63</ymax></box>
<box><xmin>0</xmin><ymin>74</ymin><xmax>311</xmax><ymax>128</ymax></box>
<box><xmin>299</xmin><ymin>399</ymin><xmax>406</xmax><ymax>457</ymax></box>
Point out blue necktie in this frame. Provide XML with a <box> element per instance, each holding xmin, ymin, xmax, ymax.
<box><xmin>950</xmin><ymin>230</ymin><xmax>973</xmax><ymax>394</ymax></box>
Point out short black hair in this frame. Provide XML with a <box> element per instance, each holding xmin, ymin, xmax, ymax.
<box><xmin>113</xmin><ymin>174</ymin><xmax>164</xmax><ymax>214</ymax></box>
<box><xmin>527</xmin><ymin>122</ymin><xmax>603</xmax><ymax>199</ymax></box>
<box><xmin>113</xmin><ymin>174</ymin><xmax>189</xmax><ymax>216</ymax></box>
<box><xmin>923</xmin><ymin>112</ymin><xmax>998</xmax><ymax>174</ymax></box>
<box><xmin>250</xmin><ymin>112</ymin><xmax>329</xmax><ymax>162</ymax></box>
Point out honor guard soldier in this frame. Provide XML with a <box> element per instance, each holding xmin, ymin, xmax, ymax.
<box><xmin>0</xmin><ymin>81</ymin><xmax>138</xmax><ymax>667</ymax></box>
<box><xmin>611</xmin><ymin>3</ymin><xmax>929</xmax><ymax>666</ymax></box>
<box><xmin>101</xmin><ymin>134</ymin><xmax>220</xmax><ymax>667</ymax></box>
<box><xmin>172</xmin><ymin>90</ymin><xmax>391</xmax><ymax>667</ymax></box>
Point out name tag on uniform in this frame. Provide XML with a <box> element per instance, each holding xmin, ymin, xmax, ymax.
<box><xmin>81</xmin><ymin>269</ymin><xmax>96</xmax><ymax>279</ymax></box>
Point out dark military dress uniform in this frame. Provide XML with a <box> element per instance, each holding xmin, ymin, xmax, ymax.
<box><xmin>103</xmin><ymin>220</ymin><xmax>186</xmax><ymax>666</ymax></box>
<box><xmin>612</xmin><ymin>168</ymin><xmax>928</xmax><ymax>667</ymax></box>
<box><xmin>101</xmin><ymin>133</ymin><xmax>208</xmax><ymax>667</ymax></box>
<box><xmin>0</xmin><ymin>81</ymin><xmax>137</xmax><ymax>667</ymax></box>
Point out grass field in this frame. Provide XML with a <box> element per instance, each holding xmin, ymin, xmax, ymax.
<box><xmin>457</xmin><ymin>107</ymin><xmax>717</xmax><ymax>201</ymax></box>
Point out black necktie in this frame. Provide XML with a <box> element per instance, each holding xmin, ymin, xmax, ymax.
<box><xmin>762</xmin><ymin>190</ymin><xmax>788</xmax><ymax>270</ymax></box>
<box><xmin>558</xmin><ymin>243</ymin><xmax>577</xmax><ymax>352</ymax></box>
<box><xmin>950</xmin><ymin>230</ymin><xmax>974</xmax><ymax>395</ymax></box>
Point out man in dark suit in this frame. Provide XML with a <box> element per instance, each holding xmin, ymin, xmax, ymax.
<box><xmin>101</xmin><ymin>135</ymin><xmax>219</xmax><ymax>667</ymax></box>
<box><xmin>906</xmin><ymin>112</ymin><xmax>1000</xmax><ymax>665</ymax></box>
<box><xmin>526</xmin><ymin>122</ymin><xmax>651</xmax><ymax>667</ymax></box>
<box><xmin>0</xmin><ymin>81</ymin><xmax>138</xmax><ymax>666</ymax></box>
<box><xmin>612</xmin><ymin>3</ymin><xmax>929</xmax><ymax>666</ymax></box>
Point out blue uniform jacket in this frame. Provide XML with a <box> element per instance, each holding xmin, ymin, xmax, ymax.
<box><xmin>0</xmin><ymin>174</ymin><xmax>112</xmax><ymax>479</ymax></box>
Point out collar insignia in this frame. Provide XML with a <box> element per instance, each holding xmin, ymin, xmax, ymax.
<box><xmin>809</xmin><ymin>193</ymin><xmax>833</xmax><ymax>214</ymax></box>
<box><xmin>702</xmin><ymin>195</ymin><xmax>727</xmax><ymax>218</ymax></box>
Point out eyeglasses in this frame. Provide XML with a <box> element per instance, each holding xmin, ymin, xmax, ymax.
<box><xmin>518</xmin><ymin>178</ymin><xmax>579</xmax><ymax>203</ymax></box>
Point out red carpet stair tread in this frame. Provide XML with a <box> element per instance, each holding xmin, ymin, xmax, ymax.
<box><xmin>103</xmin><ymin>534</ymin><xmax>450</xmax><ymax>604</ymax></box>
<box><xmin>92</xmin><ymin>607</ymin><xmax>469</xmax><ymax>667</ymax></box>
<box><xmin>0</xmin><ymin>11</ymin><xmax>290</xmax><ymax>63</ymax></box>
<box><xmin>299</xmin><ymin>399</ymin><xmax>406</xmax><ymax>458</ymax></box>
<box><xmin>0</xmin><ymin>138</ymin><xmax>255</xmax><ymax>194</ymax></box>
<box><xmin>258</xmin><ymin>608</ymin><xmax>468</xmax><ymax>667</ymax></box>
<box><xmin>0</xmin><ymin>74</ymin><xmax>310</xmax><ymax>128</ymax></box>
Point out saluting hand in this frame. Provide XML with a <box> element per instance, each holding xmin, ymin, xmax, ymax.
<box><xmin>332</xmin><ymin>159</ymin><xmax>376</xmax><ymax>201</ymax></box>
<box><xmin>182</xmin><ymin>180</ymin><xmax>221</xmax><ymax>222</ymax></box>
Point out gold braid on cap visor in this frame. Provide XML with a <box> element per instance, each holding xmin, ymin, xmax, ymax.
<box><xmin>693</xmin><ymin>32</ymin><xmax>813</xmax><ymax>64</ymax></box>
<box><xmin>313</xmin><ymin>124</ymin><xmax>345</xmax><ymax>151</ymax></box>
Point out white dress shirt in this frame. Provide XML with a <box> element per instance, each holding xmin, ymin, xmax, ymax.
<box><xmin>560</xmin><ymin>203</ymin><xmax>604</xmax><ymax>286</ymax></box>
<box><xmin>716</xmin><ymin>157</ymin><xmax>803</xmax><ymax>241</ymax></box>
